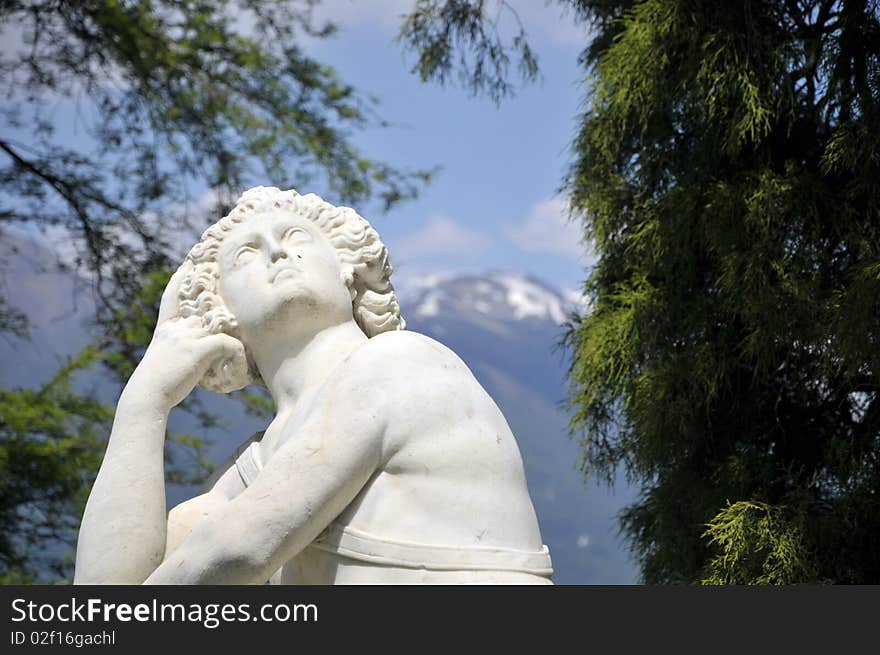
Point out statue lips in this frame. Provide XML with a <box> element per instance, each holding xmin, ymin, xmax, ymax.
<box><xmin>271</xmin><ymin>266</ymin><xmax>301</xmax><ymax>283</ymax></box>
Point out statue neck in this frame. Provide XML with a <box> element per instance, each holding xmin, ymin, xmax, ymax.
<box><xmin>248</xmin><ymin>319</ymin><xmax>369</xmax><ymax>416</ymax></box>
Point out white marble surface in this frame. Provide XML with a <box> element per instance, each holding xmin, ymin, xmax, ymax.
<box><xmin>74</xmin><ymin>187</ymin><xmax>552</xmax><ymax>584</ymax></box>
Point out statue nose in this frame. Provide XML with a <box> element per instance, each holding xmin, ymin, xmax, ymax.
<box><xmin>270</xmin><ymin>246</ymin><xmax>288</xmax><ymax>263</ymax></box>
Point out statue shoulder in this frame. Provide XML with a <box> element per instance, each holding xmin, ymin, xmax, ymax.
<box><xmin>328</xmin><ymin>331</ymin><xmax>470</xmax><ymax>399</ymax></box>
<box><xmin>322</xmin><ymin>330</ymin><xmax>474</xmax><ymax>415</ymax></box>
<box><xmin>354</xmin><ymin>330</ymin><xmax>464</xmax><ymax>371</ymax></box>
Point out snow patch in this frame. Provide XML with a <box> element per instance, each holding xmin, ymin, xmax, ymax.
<box><xmin>488</xmin><ymin>271</ymin><xmax>569</xmax><ymax>324</ymax></box>
<box><xmin>401</xmin><ymin>270</ymin><xmax>584</xmax><ymax>325</ymax></box>
<box><xmin>416</xmin><ymin>293</ymin><xmax>441</xmax><ymax>317</ymax></box>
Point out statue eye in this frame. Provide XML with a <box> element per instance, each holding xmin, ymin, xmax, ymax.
<box><xmin>234</xmin><ymin>244</ymin><xmax>258</xmax><ymax>264</ymax></box>
<box><xmin>282</xmin><ymin>227</ymin><xmax>311</xmax><ymax>244</ymax></box>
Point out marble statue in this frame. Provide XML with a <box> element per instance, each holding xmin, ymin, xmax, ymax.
<box><xmin>73</xmin><ymin>186</ymin><xmax>553</xmax><ymax>584</ymax></box>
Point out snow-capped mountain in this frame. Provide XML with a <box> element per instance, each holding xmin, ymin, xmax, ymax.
<box><xmin>403</xmin><ymin>270</ymin><xmax>579</xmax><ymax>325</ymax></box>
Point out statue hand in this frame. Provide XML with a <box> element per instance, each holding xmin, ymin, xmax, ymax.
<box><xmin>128</xmin><ymin>316</ymin><xmax>247</xmax><ymax>411</ymax></box>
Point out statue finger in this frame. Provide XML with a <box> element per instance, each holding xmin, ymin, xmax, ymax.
<box><xmin>157</xmin><ymin>260</ymin><xmax>194</xmax><ymax>325</ymax></box>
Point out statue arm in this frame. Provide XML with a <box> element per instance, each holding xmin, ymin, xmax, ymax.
<box><xmin>164</xmin><ymin>463</ymin><xmax>246</xmax><ymax>558</ymax></box>
<box><xmin>73</xmin><ymin>267</ymin><xmax>247</xmax><ymax>584</ymax></box>
<box><xmin>143</xmin><ymin>381</ymin><xmax>386</xmax><ymax>584</ymax></box>
<box><xmin>72</xmin><ymin>388</ymin><xmax>172</xmax><ymax>584</ymax></box>
<box><xmin>80</xmin><ymin>442</ymin><xmax>250</xmax><ymax>582</ymax></box>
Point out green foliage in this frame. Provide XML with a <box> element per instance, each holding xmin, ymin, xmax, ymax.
<box><xmin>235</xmin><ymin>388</ymin><xmax>277</xmax><ymax>420</ymax></box>
<box><xmin>0</xmin><ymin>348</ymin><xmax>110</xmax><ymax>583</ymax></box>
<box><xmin>563</xmin><ymin>0</ymin><xmax>880</xmax><ymax>584</ymax></box>
<box><xmin>701</xmin><ymin>500</ymin><xmax>821</xmax><ymax>585</ymax></box>
<box><xmin>402</xmin><ymin>0</ymin><xmax>880</xmax><ymax>583</ymax></box>
<box><xmin>0</xmin><ymin>297</ymin><xmax>28</xmax><ymax>338</ymax></box>
<box><xmin>399</xmin><ymin>0</ymin><xmax>540</xmax><ymax>103</ymax></box>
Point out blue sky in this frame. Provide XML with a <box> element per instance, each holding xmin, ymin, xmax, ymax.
<box><xmin>299</xmin><ymin>1</ymin><xmax>596</xmax><ymax>293</ymax></box>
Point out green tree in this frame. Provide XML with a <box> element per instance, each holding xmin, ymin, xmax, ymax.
<box><xmin>400</xmin><ymin>0</ymin><xmax>880</xmax><ymax>583</ymax></box>
<box><xmin>0</xmin><ymin>0</ymin><xmax>429</xmax><ymax>582</ymax></box>
<box><xmin>0</xmin><ymin>348</ymin><xmax>109</xmax><ymax>583</ymax></box>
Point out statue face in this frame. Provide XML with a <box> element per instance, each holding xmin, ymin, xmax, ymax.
<box><xmin>216</xmin><ymin>210</ymin><xmax>354</xmax><ymax>337</ymax></box>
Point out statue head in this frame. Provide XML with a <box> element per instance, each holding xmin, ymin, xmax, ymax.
<box><xmin>171</xmin><ymin>186</ymin><xmax>405</xmax><ymax>392</ymax></box>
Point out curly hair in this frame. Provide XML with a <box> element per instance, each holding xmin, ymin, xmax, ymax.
<box><xmin>176</xmin><ymin>186</ymin><xmax>406</xmax><ymax>392</ymax></box>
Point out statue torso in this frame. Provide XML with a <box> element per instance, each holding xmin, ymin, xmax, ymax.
<box><xmin>231</xmin><ymin>331</ymin><xmax>552</xmax><ymax>584</ymax></box>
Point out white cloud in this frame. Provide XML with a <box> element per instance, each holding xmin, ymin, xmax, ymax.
<box><xmin>391</xmin><ymin>215</ymin><xmax>493</xmax><ymax>262</ymax></box>
<box><xmin>563</xmin><ymin>287</ymin><xmax>592</xmax><ymax>315</ymax></box>
<box><xmin>577</xmin><ymin>533</ymin><xmax>591</xmax><ymax>548</ymax></box>
<box><xmin>504</xmin><ymin>196</ymin><xmax>593</xmax><ymax>262</ymax></box>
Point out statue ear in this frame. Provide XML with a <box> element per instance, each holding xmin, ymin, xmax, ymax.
<box><xmin>340</xmin><ymin>265</ymin><xmax>357</xmax><ymax>301</ymax></box>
